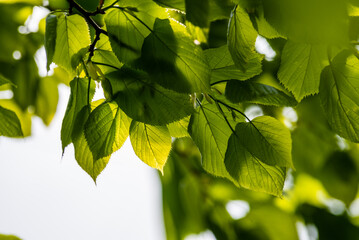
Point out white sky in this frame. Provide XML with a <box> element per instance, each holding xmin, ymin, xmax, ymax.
<box><xmin>0</xmin><ymin>85</ymin><xmax>165</xmax><ymax>240</ymax></box>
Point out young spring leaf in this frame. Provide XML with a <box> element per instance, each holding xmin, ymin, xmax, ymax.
<box><xmin>0</xmin><ymin>105</ymin><xmax>23</xmax><ymax>137</ymax></box>
<box><xmin>44</xmin><ymin>14</ymin><xmax>57</xmax><ymax>71</ymax></box>
<box><xmin>167</xmin><ymin>116</ymin><xmax>190</xmax><ymax>138</ymax></box>
<box><xmin>61</xmin><ymin>78</ymin><xmax>95</xmax><ymax>152</ymax></box>
<box><xmin>72</xmin><ymin>104</ymin><xmax>110</xmax><ymax>182</ymax></box>
<box><xmin>129</xmin><ymin>121</ymin><xmax>171</xmax><ymax>172</ymax></box>
<box><xmin>188</xmin><ymin>101</ymin><xmax>238</xmax><ymax>180</ymax></box>
<box><xmin>85</xmin><ymin>101</ymin><xmax>131</xmax><ymax>161</ymax></box>
<box><xmin>225</xmin><ymin>80</ymin><xmax>297</xmax><ymax>106</ymax></box>
<box><xmin>320</xmin><ymin>51</ymin><xmax>359</xmax><ymax>142</ymax></box>
<box><xmin>140</xmin><ymin>18</ymin><xmax>211</xmax><ymax>93</ymax></box>
<box><xmin>52</xmin><ymin>14</ymin><xmax>91</xmax><ymax>75</ymax></box>
<box><xmin>227</xmin><ymin>5</ymin><xmax>261</xmax><ymax>71</ymax></box>
<box><xmin>278</xmin><ymin>41</ymin><xmax>328</xmax><ymax>102</ymax></box>
<box><xmin>204</xmin><ymin>45</ymin><xmax>262</xmax><ymax>84</ymax></box>
<box><xmin>107</xmin><ymin>67</ymin><xmax>194</xmax><ymax>125</ymax></box>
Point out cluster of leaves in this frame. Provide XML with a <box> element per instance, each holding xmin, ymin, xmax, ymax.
<box><xmin>0</xmin><ymin>1</ymin><xmax>66</xmax><ymax>140</ymax></box>
<box><xmin>44</xmin><ymin>0</ymin><xmax>297</xmax><ymax>196</ymax></box>
<box><xmin>2</xmin><ymin>0</ymin><xmax>359</xmax><ymax>238</ymax></box>
<box><xmin>3</xmin><ymin>0</ymin><xmax>359</xmax><ymax>195</ymax></box>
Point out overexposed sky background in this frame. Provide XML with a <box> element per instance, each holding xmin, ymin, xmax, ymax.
<box><xmin>0</xmin><ymin>85</ymin><xmax>165</xmax><ymax>240</ymax></box>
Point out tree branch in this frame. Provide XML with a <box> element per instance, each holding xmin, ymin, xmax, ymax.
<box><xmin>66</xmin><ymin>0</ymin><xmax>108</xmax><ymax>36</ymax></box>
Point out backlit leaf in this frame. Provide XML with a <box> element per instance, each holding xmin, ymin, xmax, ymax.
<box><xmin>225</xmin><ymin>80</ymin><xmax>297</xmax><ymax>106</ymax></box>
<box><xmin>129</xmin><ymin>121</ymin><xmax>171</xmax><ymax>172</ymax></box>
<box><xmin>188</xmin><ymin>102</ymin><xmax>238</xmax><ymax>180</ymax></box>
<box><xmin>44</xmin><ymin>14</ymin><xmax>57</xmax><ymax>71</ymax></box>
<box><xmin>107</xmin><ymin>67</ymin><xmax>194</xmax><ymax>125</ymax></box>
<box><xmin>53</xmin><ymin>14</ymin><xmax>90</xmax><ymax>75</ymax></box>
<box><xmin>85</xmin><ymin>101</ymin><xmax>130</xmax><ymax>160</ymax></box>
<box><xmin>141</xmin><ymin>18</ymin><xmax>211</xmax><ymax>93</ymax></box>
<box><xmin>61</xmin><ymin>77</ymin><xmax>95</xmax><ymax>152</ymax></box>
<box><xmin>227</xmin><ymin>5</ymin><xmax>261</xmax><ymax>70</ymax></box>
<box><xmin>0</xmin><ymin>105</ymin><xmax>23</xmax><ymax>137</ymax></box>
<box><xmin>278</xmin><ymin>41</ymin><xmax>328</xmax><ymax>102</ymax></box>
<box><xmin>204</xmin><ymin>45</ymin><xmax>262</xmax><ymax>84</ymax></box>
<box><xmin>320</xmin><ymin>51</ymin><xmax>359</xmax><ymax>142</ymax></box>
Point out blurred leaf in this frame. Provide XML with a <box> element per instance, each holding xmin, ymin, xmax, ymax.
<box><xmin>0</xmin><ymin>234</ymin><xmax>22</xmax><ymax>240</ymax></box>
<box><xmin>243</xmin><ymin>205</ymin><xmax>299</xmax><ymax>240</ymax></box>
<box><xmin>129</xmin><ymin>121</ymin><xmax>171</xmax><ymax>172</ymax></box>
<box><xmin>85</xmin><ymin>100</ymin><xmax>130</xmax><ymax>160</ymax></box>
<box><xmin>263</xmin><ymin>0</ymin><xmax>348</xmax><ymax>44</ymax></box>
<box><xmin>0</xmin><ymin>73</ymin><xmax>15</xmax><ymax>87</ymax></box>
<box><xmin>0</xmin><ymin>100</ymin><xmax>31</xmax><ymax>137</ymax></box>
<box><xmin>0</xmin><ymin>105</ymin><xmax>23</xmax><ymax>137</ymax></box>
<box><xmin>45</xmin><ymin>14</ymin><xmax>57</xmax><ymax>71</ymax></box>
<box><xmin>35</xmin><ymin>77</ymin><xmax>59</xmax><ymax>126</ymax></box>
<box><xmin>320</xmin><ymin>151</ymin><xmax>359</xmax><ymax>206</ymax></box>
<box><xmin>320</xmin><ymin>51</ymin><xmax>359</xmax><ymax>142</ymax></box>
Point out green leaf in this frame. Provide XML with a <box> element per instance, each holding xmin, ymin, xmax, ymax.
<box><xmin>188</xmin><ymin>102</ymin><xmax>237</xmax><ymax>180</ymax></box>
<box><xmin>225</xmin><ymin>80</ymin><xmax>297</xmax><ymax>106</ymax></box>
<box><xmin>154</xmin><ymin>0</ymin><xmax>185</xmax><ymax>11</ymax></box>
<box><xmin>107</xmin><ymin>67</ymin><xmax>194</xmax><ymax>125</ymax></box>
<box><xmin>278</xmin><ymin>41</ymin><xmax>328</xmax><ymax>102</ymax></box>
<box><xmin>61</xmin><ymin>77</ymin><xmax>95</xmax><ymax>152</ymax></box>
<box><xmin>0</xmin><ymin>105</ymin><xmax>23</xmax><ymax>137</ymax></box>
<box><xmin>105</xmin><ymin>1</ymin><xmax>168</xmax><ymax>66</ymax></box>
<box><xmin>0</xmin><ymin>234</ymin><xmax>22</xmax><ymax>240</ymax></box>
<box><xmin>185</xmin><ymin>0</ymin><xmax>209</xmax><ymax>28</ymax></box>
<box><xmin>232</xmin><ymin>116</ymin><xmax>293</xmax><ymax>168</ymax></box>
<box><xmin>320</xmin><ymin>151</ymin><xmax>359</xmax><ymax>206</ymax></box>
<box><xmin>225</xmin><ymin>133</ymin><xmax>286</xmax><ymax>196</ymax></box>
<box><xmin>0</xmin><ymin>100</ymin><xmax>31</xmax><ymax>137</ymax></box>
<box><xmin>92</xmin><ymin>49</ymin><xmax>123</xmax><ymax>74</ymax></box>
<box><xmin>204</xmin><ymin>45</ymin><xmax>262</xmax><ymax>84</ymax></box>
<box><xmin>45</xmin><ymin>14</ymin><xmax>57</xmax><ymax>71</ymax></box>
<box><xmin>35</xmin><ymin>77</ymin><xmax>59</xmax><ymax>126</ymax></box>
<box><xmin>320</xmin><ymin>51</ymin><xmax>359</xmax><ymax>142</ymax></box>
<box><xmin>227</xmin><ymin>5</ymin><xmax>260</xmax><ymax>70</ymax></box>
<box><xmin>72</xmin><ymin>105</ymin><xmax>110</xmax><ymax>182</ymax></box>
<box><xmin>85</xmin><ymin>101</ymin><xmax>130</xmax><ymax>161</ymax></box>
<box><xmin>53</xmin><ymin>14</ymin><xmax>91</xmax><ymax>75</ymax></box>
<box><xmin>167</xmin><ymin>116</ymin><xmax>190</xmax><ymax>138</ymax></box>
<box><xmin>129</xmin><ymin>121</ymin><xmax>171</xmax><ymax>172</ymax></box>
<box><xmin>140</xmin><ymin>18</ymin><xmax>211</xmax><ymax>93</ymax></box>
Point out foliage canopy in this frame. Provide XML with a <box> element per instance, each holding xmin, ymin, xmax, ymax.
<box><xmin>2</xmin><ymin>0</ymin><xmax>359</xmax><ymax>239</ymax></box>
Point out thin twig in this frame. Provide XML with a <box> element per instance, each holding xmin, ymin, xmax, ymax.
<box><xmin>66</xmin><ymin>0</ymin><xmax>108</xmax><ymax>36</ymax></box>
<box><xmin>92</xmin><ymin>61</ymin><xmax>121</xmax><ymax>70</ymax></box>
